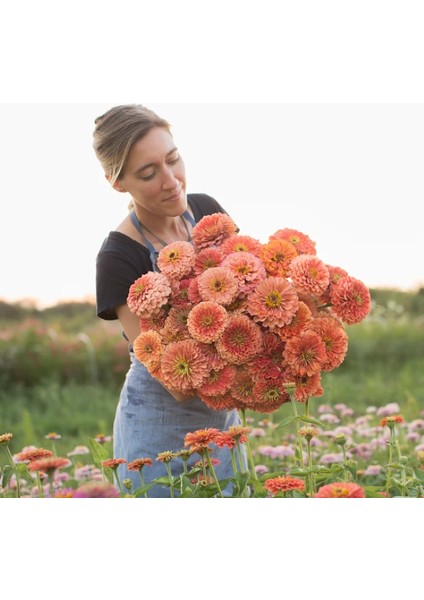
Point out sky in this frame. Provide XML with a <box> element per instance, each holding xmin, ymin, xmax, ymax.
<box><xmin>1</xmin><ymin>102</ymin><xmax>423</xmax><ymax>308</ymax></box>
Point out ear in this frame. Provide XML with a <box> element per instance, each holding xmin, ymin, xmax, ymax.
<box><xmin>105</xmin><ymin>175</ymin><xmax>127</xmax><ymax>193</ymax></box>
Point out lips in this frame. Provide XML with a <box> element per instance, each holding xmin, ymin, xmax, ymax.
<box><xmin>163</xmin><ymin>188</ymin><xmax>183</xmax><ymax>202</ymax></box>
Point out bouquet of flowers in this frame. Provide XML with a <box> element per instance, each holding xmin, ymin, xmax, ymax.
<box><xmin>127</xmin><ymin>213</ymin><xmax>371</xmax><ymax>413</ymax></box>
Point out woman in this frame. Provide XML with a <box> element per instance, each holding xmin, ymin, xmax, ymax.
<box><xmin>94</xmin><ymin>104</ymin><xmax>245</xmax><ymax>497</ymax></box>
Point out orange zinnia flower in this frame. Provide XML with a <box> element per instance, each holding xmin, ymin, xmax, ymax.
<box><xmin>221</xmin><ymin>235</ymin><xmax>262</xmax><ymax>257</ymax></box>
<box><xmin>198</xmin><ymin>364</ymin><xmax>237</xmax><ymax>397</ymax></box>
<box><xmin>193</xmin><ymin>247</ymin><xmax>224</xmax><ymax>274</ymax></box>
<box><xmin>133</xmin><ymin>330</ymin><xmax>164</xmax><ymax>370</ymax></box>
<box><xmin>310</xmin><ymin>316</ymin><xmax>348</xmax><ymax>371</ymax></box>
<box><xmin>29</xmin><ymin>456</ymin><xmax>71</xmax><ymax>473</ymax></box>
<box><xmin>184</xmin><ymin>428</ymin><xmax>220</xmax><ymax>450</ymax></box>
<box><xmin>101</xmin><ymin>458</ymin><xmax>127</xmax><ymax>470</ymax></box>
<box><xmin>160</xmin><ymin>339</ymin><xmax>210</xmax><ymax>392</ymax></box>
<box><xmin>380</xmin><ymin>415</ymin><xmax>405</xmax><ymax>428</ymax></box>
<box><xmin>0</xmin><ymin>433</ymin><xmax>13</xmax><ymax>445</ymax></box>
<box><xmin>284</xmin><ymin>369</ymin><xmax>324</xmax><ymax>402</ymax></box>
<box><xmin>127</xmin><ymin>458</ymin><xmax>153</xmax><ymax>471</ymax></box>
<box><xmin>265</xmin><ymin>476</ymin><xmax>306</xmax><ymax>495</ymax></box>
<box><xmin>260</xmin><ymin>238</ymin><xmax>298</xmax><ymax>277</ymax></box>
<box><xmin>278</xmin><ymin>301</ymin><xmax>313</xmax><ymax>340</ymax></box>
<box><xmin>221</xmin><ymin>251</ymin><xmax>267</xmax><ymax>296</ymax></box>
<box><xmin>15</xmin><ymin>448</ymin><xmax>53</xmax><ymax>463</ymax></box>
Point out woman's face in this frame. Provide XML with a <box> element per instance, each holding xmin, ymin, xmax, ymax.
<box><xmin>114</xmin><ymin>126</ymin><xmax>187</xmax><ymax>218</ymax></box>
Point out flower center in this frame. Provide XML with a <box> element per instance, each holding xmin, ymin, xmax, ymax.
<box><xmin>175</xmin><ymin>358</ymin><xmax>191</xmax><ymax>376</ymax></box>
<box><xmin>265</xmin><ymin>291</ymin><xmax>282</xmax><ymax>308</ymax></box>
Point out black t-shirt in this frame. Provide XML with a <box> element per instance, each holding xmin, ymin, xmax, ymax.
<box><xmin>96</xmin><ymin>193</ymin><xmax>227</xmax><ymax>320</ymax></box>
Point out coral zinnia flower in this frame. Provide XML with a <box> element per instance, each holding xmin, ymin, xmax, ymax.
<box><xmin>160</xmin><ymin>305</ymin><xmax>192</xmax><ymax>343</ymax></box>
<box><xmin>315</xmin><ymin>482</ymin><xmax>365</xmax><ymax>498</ymax></box>
<box><xmin>269</xmin><ymin>228</ymin><xmax>317</xmax><ymax>255</ymax></box>
<box><xmin>265</xmin><ymin>476</ymin><xmax>306</xmax><ymax>495</ymax></box>
<box><xmin>184</xmin><ymin>428</ymin><xmax>220</xmax><ymax>450</ymax></box>
<box><xmin>193</xmin><ymin>247</ymin><xmax>224</xmax><ymax>274</ymax></box>
<box><xmin>133</xmin><ymin>330</ymin><xmax>164</xmax><ymax>371</ymax></box>
<box><xmin>290</xmin><ymin>254</ymin><xmax>330</xmax><ymax>296</ymax></box>
<box><xmin>157</xmin><ymin>241</ymin><xmax>196</xmax><ymax>280</ymax></box>
<box><xmin>15</xmin><ymin>448</ymin><xmax>53</xmax><ymax>463</ymax></box>
<box><xmin>127</xmin><ymin>458</ymin><xmax>154</xmax><ymax>471</ymax></box>
<box><xmin>192</xmin><ymin>212</ymin><xmax>239</xmax><ymax>250</ymax></box>
<box><xmin>160</xmin><ymin>339</ymin><xmax>210</xmax><ymax>392</ymax></box>
<box><xmin>187</xmin><ymin>301</ymin><xmax>229</xmax><ymax>343</ymax></box>
<box><xmin>318</xmin><ymin>265</ymin><xmax>349</xmax><ymax>303</ymax></box>
<box><xmin>283</xmin><ymin>330</ymin><xmax>327</xmax><ymax>376</ymax></box>
<box><xmin>101</xmin><ymin>458</ymin><xmax>127</xmax><ymax>469</ymax></box>
<box><xmin>221</xmin><ymin>235</ymin><xmax>262</xmax><ymax>257</ymax></box>
<box><xmin>284</xmin><ymin>369</ymin><xmax>324</xmax><ymax>402</ymax></box>
<box><xmin>260</xmin><ymin>238</ymin><xmax>298</xmax><ymax>277</ymax></box>
<box><xmin>139</xmin><ymin>308</ymin><xmax>168</xmax><ymax>332</ymax></box>
<box><xmin>198</xmin><ymin>391</ymin><xmax>240</xmax><ymax>411</ymax></box>
<box><xmin>278</xmin><ymin>301</ymin><xmax>313</xmax><ymax>340</ymax></box>
<box><xmin>247</xmin><ymin>277</ymin><xmax>299</xmax><ymax>331</ymax></box>
<box><xmin>156</xmin><ymin>451</ymin><xmax>177</xmax><ymax>463</ymax></box>
<box><xmin>230</xmin><ymin>367</ymin><xmax>256</xmax><ymax>406</ymax></box>
<box><xmin>248</xmin><ymin>331</ymin><xmax>285</xmax><ymax>380</ymax></box>
<box><xmin>197</xmin><ymin>266</ymin><xmax>239</xmax><ymax>305</ymax></box>
<box><xmin>127</xmin><ymin>272</ymin><xmax>172</xmax><ymax>317</ymax></box>
<box><xmin>380</xmin><ymin>415</ymin><xmax>405</xmax><ymax>428</ymax></box>
<box><xmin>216</xmin><ymin>314</ymin><xmax>263</xmax><ymax>365</ymax></box>
<box><xmin>310</xmin><ymin>316</ymin><xmax>348</xmax><ymax>371</ymax></box>
<box><xmin>329</xmin><ymin>276</ymin><xmax>371</xmax><ymax>325</ymax></box>
<box><xmin>221</xmin><ymin>251</ymin><xmax>267</xmax><ymax>296</ymax></box>
<box><xmin>251</xmin><ymin>377</ymin><xmax>289</xmax><ymax>413</ymax></box>
<box><xmin>0</xmin><ymin>433</ymin><xmax>13</xmax><ymax>445</ymax></box>
<box><xmin>198</xmin><ymin>364</ymin><xmax>238</xmax><ymax>397</ymax></box>
<box><xmin>28</xmin><ymin>457</ymin><xmax>71</xmax><ymax>473</ymax></box>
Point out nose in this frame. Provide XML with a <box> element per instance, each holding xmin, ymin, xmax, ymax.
<box><xmin>161</xmin><ymin>164</ymin><xmax>179</xmax><ymax>190</ymax></box>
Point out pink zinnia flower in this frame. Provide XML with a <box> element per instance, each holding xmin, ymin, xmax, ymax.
<box><xmin>290</xmin><ymin>254</ymin><xmax>330</xmax><ymax>296</ymax></box>
<box><xmin>220</xmin><ymin>235</ymin><xmax>262</xmax><ymax>257</ymax></box>
<box><xmin>215</xmin><ymin>314</ymin><xmax>263</xmax><ymax>365</ymax></box>
<box><xmin>74</xmin><ymin>481</ymin><xmax>120</xmax><ymax>498</ymax></box>
<box><xmin>192</xmin><ymin>213</ymin><xmax>238</xmax><ymax>250</ymax></box>
<box><xmin>187</xmin><ymin>301</ymin><xmax>229</xmax><ymax>343</ymax></box>
<box><xmin>260</xmin><ymin>238</ymin><xmax>298</xmax><ymax>277</ymax></box>
<box><xmin>28</xmin><ymin>457</ymin><xmax>71</xmax><ymax>474</ymax></box>
<box><xmin>269</xmin><ymin>228</ymin><xmax>316</xmax><ymax>255</ymax></box>
<box><xmin>283</xmin><ymin>330</ymin><xmax>327</xmax><ymax>376</ymax></box>
<box><xmin>278</xmin><ymin>301</ymin><xmax>313</xmax><ymax>340</ymax></box>
<box><xmin>187</xmin><ymin>276</ymin><xmax>202</xmax><ymax>304</ymax></box>
<box><xmin>198</xmin><ymin>364</ymin><xmax>238</xmax><ymax>397</ymax></box>
<box><xmin>193</xmin><ymin>247</ymin><xmax>224</xmax><ymax>274</ymax></box>
<box><xmin>310</xmin><ymin>316</ymin><xmax>348</xmax><ymax>371</ymax></box>
<box><xmin>329</xmin><ymin>276</ymin><xmax>371</xmax><ymax>324</ymax></box>
<box><xmin>197</xmin><ymin>266</ymin><xmax>239</xmax><ymax>305</ymax></box>
<box><xmin>133</xmin><ymin>330</ymin><xmax>164</xmax><ymax>371</ymax></box>
<box><xmin>160</xmin><ymin>339</ymin><xmax>210</xmax><ymax>392</ymax></box>
<box><xmin>157</xmin><ymin>241</ymin><xmax>196</xmax><ymax>280</ymax></box>
<box><xmin>247</xmin><ymin>277</ymin><xmax>299</xmax><ymax>331</ymax></box>
<box><xmin>221</xmin><ymin>251</ymin><xmax>267</xmax><ymax>296</ymax></box>
<box><xmin>138</xmin><ymin>308</ymin><xmax>168</xmax><ymax>332</ymax></box>
<box><xmin>315</xmin><ymin>482</ymin><xmax>366</xmax><ymax>498</ymax></box>
<box><xmin>15</xmin><ymin>448</ymin><xmax>53</xmax><ymax>463</ymax></box>
<box><xmin>127</xmin><ymin>272</ymin><xmax>172</xmax><ymax>317</ymax></box>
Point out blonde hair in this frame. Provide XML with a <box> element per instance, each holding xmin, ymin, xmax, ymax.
<box><xmin>93</xmin><ymin>104</ymin><xmax>171</xmax><ymax>186</ymax></box>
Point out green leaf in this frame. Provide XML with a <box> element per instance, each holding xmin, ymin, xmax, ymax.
<box><xmin>275</xmin><ymin>415</ymin><xmax>297</xmax><ymax>430</ymax></box>
<box><xmin>289</xmin><ymin>468</ymin><xmax>310</xmax><ymax>476</ymax></box>
<box><xmin>345</xmin><ymin>460</ymin><xmax>357</xmax><ymax>478</ymax></box>
<box><xmin>15</xmin><ymin>462</ymin><xmax>35</xmax><ymax>484</ymax></box>
<box><xmin>298</xmin><ymin>415</ymin><xmax>327</xmax><ymax>428</ymax></box>
<box><xmin>231</xmin><ymin>472</ymin><xmax>250</xmax><ymax>497</ymax></box>
<box><xmin>134</xmin><ymin>482</ymin><xmax>157</xmax><ymax>497</ymax></box>
<box><xmin>2</xmin><ymin>464</ymin><xmax>14</xmax><ymax>488</ymax></box>
<box><xmin>88</xmin><ymin>437</ymin><xmax>110</xmax><ymax>466</ymax></box>
<box><xmin>249</xmin><ymin>478</ymin><xmax>267</xmax><ymax>498</ymax></box>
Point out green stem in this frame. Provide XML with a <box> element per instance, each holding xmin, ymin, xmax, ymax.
<box><xmin>342</xmin><ymin>446</ymin><xmax>349</xmax><ymax>482</ymax></box>
<box><xmin>36</xmin><ymin>473</ymin><xmax>44</xmax><ymax>498</ymax></box>
<box><xmin>114</xmin><ymin>469</ymin><xmax>123</xmax><ymax>494</ymax></box>
<box><xmin>165</xmin><ymin>462</ymin><xmax>175</xmax><ymax>498</ymax></box>
<box><xmin>385</xmin><ymin>430</ymin><xmax>394</xmax><ymax>494</ymax></box>
<box><xmin>139</xmin><ymin>471</ymin><xmax>148</xmax><ymax>498</ymax></box>
<box><xmin>240</xmin><ymin>409</ymin><xmax>257</xmax><ymax>479</ymax></box>
<box><xmin>289</xmin><ymin>395</ymin><xmax>304</xmax><ymax>467</ymax></box>
<box><xmin>306</xmin><ymin>439</ymin><xmax>314</xmax><ymax>497</ymax></box>
<box><xmin>230</xmin><ymin>447</ymin><xmax>239</xmax><ymax>476</ymax></box>
<box><xmin>5</xmin><ymin>446</ymin><xmax>20</xmax><ymax>498</ymax></box>
<box><xmin>205</xmin><ymin>449</ymin><xmax>224</xmax><ymax>498</ymax></box>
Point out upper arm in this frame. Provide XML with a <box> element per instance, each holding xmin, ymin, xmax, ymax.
<box><xmin>116</xmin><ymin>303</ymin><xmax>141</xmax><ymax>345</ymax></box>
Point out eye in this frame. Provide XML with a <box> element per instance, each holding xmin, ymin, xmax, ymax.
<box><xmin>140</xmin><ymin>170</ymin><xmax>156</xmax><ymax>181</ymax></box>
<box><xmin>168</xmin><ymin>153</ymin><xmax>180</xmax><ymax>164</ymax></box>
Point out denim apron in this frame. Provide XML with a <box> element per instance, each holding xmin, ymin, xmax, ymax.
<box><xmin>113</xmin><ymin>210</ymin><xmax>246</xmax><ymax>497</ymax></box>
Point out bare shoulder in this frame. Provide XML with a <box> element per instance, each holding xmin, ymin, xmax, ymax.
<box><xmin>115</xmin><ymin>212</ymin><xmax>138</xmax><ymax>239</ymax></box>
